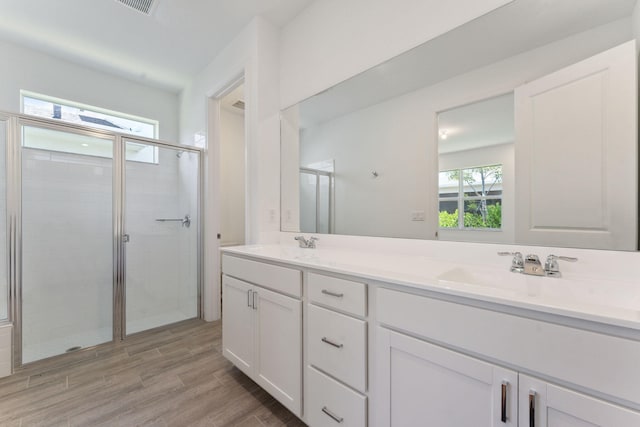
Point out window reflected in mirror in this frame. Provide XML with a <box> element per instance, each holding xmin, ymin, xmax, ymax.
<box><xmin>437</xmin><ymin>93</ymin><xmax>513</xmax><ymax>242</ymax></box>
<box><xmin>439</xmin><ymin>165</ymin><xmax>503</xmax><ymax>230</ymax></box>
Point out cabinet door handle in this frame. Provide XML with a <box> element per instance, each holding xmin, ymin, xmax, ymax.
<box><xmin>321</xmin><ymin>337</ymin><xmax>344</xmax><ymax>349</ymax></box>
<box><xmin>321</xmin><ymin>289</ymin><xmax>344</xmax><ymax>298</ymax></box>
<box><xmin>529</xmin><ymin>390</ymin><xmax>536</xmax><ymax>427</ymax></box>
<box><xmin>321</xmin><ymin>406</ymin><xmax>344</xmax><ymax>423</ymax></box>
<box><xmin>501</xmin><ymin>381</ymin><xmax>508</xmax><ymax>423</ymax></box>
<box><xmin>247</xmin><ymin>290</ymin><xmax>252</xmax><ymax>307</ymax></box>
<box><xmin>252</xmin><ymin>291</ymin><xmax>258</xmax><ymax>310</ymax></box>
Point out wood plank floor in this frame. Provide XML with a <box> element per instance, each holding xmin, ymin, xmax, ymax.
<box><xmin>0</xmin><ymin>319</ymin><xmax>307</xmax><ymax>427</ymax></box>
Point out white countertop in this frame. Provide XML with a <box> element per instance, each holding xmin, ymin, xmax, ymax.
<box><xmin>221</xmin><ymin>244</ymin><xmax>640</xmax><ymax>331</ymax></box>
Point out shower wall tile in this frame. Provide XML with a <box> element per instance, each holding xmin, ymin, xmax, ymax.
<box><xmin>21</xmin><ymin>149</ymin><xmax>113</xmax><ymax>361</ymax></box>
<box><xmin>0</xmin><ymin>324</ymin><xmax>12</xmax><ymax>378</ymax></box>
<box><xmin>19</xmin><ymin>144</ymin><xmax>199</xmax><ymax>362</ymax></box>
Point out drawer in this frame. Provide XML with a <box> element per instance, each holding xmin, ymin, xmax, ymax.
<box><xmin>308</xmin><ymin>272</ymin><xmax>366</xmax><ymax>317</ymax></box>
<box><xmin>308</xmin><ymin>304</ymin><xmax>367</xmax><ymax>392</ymax></box>
<box><xmin>222</xmin><ymin>254</ymin><xmax>302</xmax><ymax>298</ymax></box>
<box><xmin>306</xmin><ymin>366</ymin><xmax>366</xmax><ymax>427</ymax></box>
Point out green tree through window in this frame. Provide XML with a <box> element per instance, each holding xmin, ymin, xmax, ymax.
<box><xmin>439</xmin><ymin>165</ymin><xmax>502</xmax><ymax>230</ymax></box>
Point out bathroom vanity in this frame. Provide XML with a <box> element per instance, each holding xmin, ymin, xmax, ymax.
<box><xmin>220</xmin><ymin>244</ymin><xmax>640</xmax><ymax>427</ymax></box>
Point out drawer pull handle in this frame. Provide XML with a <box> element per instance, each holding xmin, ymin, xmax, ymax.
<box><xmin>322</xmin><ymin>406</ymin><xmax>344</xmax><ymax>423</ymax></box>
<box><xmin>321</xmin><ymin>337</ymin><xmax>343</xmax><ymax>349</ymax></box>
<box><xmin>501</xmin><ymin>381</ymin><xmax>508</xmax><ymax>423</ymax></box>
<box><xmin>321</xmin><ymin>289</ymin><xmax>344</xmax><ymax>298</ymax></box>
<box><xmin>247</xmin><ymin>290</ymin><xmax>252</xmax><ymax>307</ymax></box>
<box><xmin>529</xmin><ymin>390</ymin><xmax>536</xmax><ymax>427</ymax></box>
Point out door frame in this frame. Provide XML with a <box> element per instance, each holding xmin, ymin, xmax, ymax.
<box><xmin>116</xmin><ymin>135</ymin><xmax>204</xmax><ymax>341</ymax></box>
<box><xmin>206</xmin><ymin>72</ymin><xmax>246</xmax><ymax>322</ymax></box>
<box><xmin>8</xmin><ymin>112</ymin><xmax>204</xmax><ymax>367</ymax></box>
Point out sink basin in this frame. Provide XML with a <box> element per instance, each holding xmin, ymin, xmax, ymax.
<box><xmin>436</xmin><ymin>267</ymin><xmax>640</xmax><ymax>319</ymax></box>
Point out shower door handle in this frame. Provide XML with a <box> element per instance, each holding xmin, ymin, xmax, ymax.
<box><xmin>122</xmin><ymin>234</ymin><xmax>130</xmax><ymax>243</ymax></box>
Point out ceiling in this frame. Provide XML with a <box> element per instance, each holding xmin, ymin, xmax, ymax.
<box><xmin>437</xmin><ymin>93</ymin><xmax>514</xmax><ymax>155</ymax></box>
<box><xmin>0</xmin><ymin>0</ymin><xmax>312</xmax><ymax>93</ymax></box>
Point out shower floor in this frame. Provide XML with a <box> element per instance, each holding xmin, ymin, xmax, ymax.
<box><xmin>23</xmin><ymin>310</ymin><xmax>193</xmax><ymax>364</ymax></box>
<box><xmin>23</xmin><ymin>327</ymin><xmax>113</xmax><ymax>364</ymax></box>
<box><xmin>126</xmin><ymin>310</ymin><xmax>194</xmax><ymax>336</ymax></box>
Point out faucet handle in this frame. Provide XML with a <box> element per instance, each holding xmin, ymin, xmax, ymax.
<box><xmin>308</xmin><ymin>236</ymin><xmax>319</xmax><ymax>248</ymax></box>
<box><xmin>545</xmin><ymin>255</ymin><xmax>578</xmax><ymax>278</ymax></box>
<box><xmin>498</xmin><ymin>251</ymin><xmax>524</xmax><ymax>272</ymax></box>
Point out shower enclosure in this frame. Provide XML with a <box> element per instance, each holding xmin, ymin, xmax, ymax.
<box><xmin>300</xmin><ymin>167</ymin><xmax>333</xmax><ymax>234</ymax></box>
<box><xmin>2</xmin><ymin>114</ymin><xmax>202</xmax><ymax>366</ymax></box>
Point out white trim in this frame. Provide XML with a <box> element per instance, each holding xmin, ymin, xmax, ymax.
<box><xmin>204</xmin><ymin>72</ymin><xmax>247</xmax><ymax>322</ymax></box>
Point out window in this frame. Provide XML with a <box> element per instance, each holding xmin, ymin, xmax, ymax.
<box><xmin>21</xmin><ymin>91</ymin><xmax>159</xmax><ymax>163</ymax></box>
<box><xmin>439</xmin><ymin>164</ymin><xmax>502</xmax><ymax>230</ymax></box>
<box><xmin>20</xmin><ymin>91</ymin><xmax>158</xmax><ymax>139</ymax></box>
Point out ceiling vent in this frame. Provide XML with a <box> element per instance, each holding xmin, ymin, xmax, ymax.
<box><xmin>232</xmin><ymin>100</ymin><xmax>246</xmax><ymax>111</ymax></box>
<box><xmin>115</xmin><ymin>0</ymin><xmax>157</xmax><ymax>15</ymax></box>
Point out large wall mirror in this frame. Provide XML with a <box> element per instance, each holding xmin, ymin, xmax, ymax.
<box><xmin>281</xmin><ymin>0</ymin><xmax>639</xmax><ymax>251</ymax></box>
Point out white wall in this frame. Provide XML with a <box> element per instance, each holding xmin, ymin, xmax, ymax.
<box><xmin>0</xmin><ymin>39</ymin><xmax>179</xmax><ymax>141</ymax></box>
<box><xmin>280</xmin><ymin>106</ymin><xmax>300</xmax><ymax>232</ymax></box>
<box><xmin>634</xmin><ymin>0</ymin><xmax>640</xmax><ymax>46</ymax></box>
<box><xmin>294</xmin><ymin>19</ymin><xmax>632</xmax><ymax>243</ymax></box>
<box><xmin>279</xmin><ymin>0</ymin><xmax>513</xmax><ymax>108</ymax></box>
<box><xmin>180</xmin><ymin>16</ymin><xmax>281</xmax><ymax>321</ymax></box>
<box><xmin>220</xmin><ymin>108</ymin><xmax>246</xmax><ymax>246</ymax></box>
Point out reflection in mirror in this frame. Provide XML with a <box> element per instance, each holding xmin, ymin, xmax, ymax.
<box><xmin>281</xmin><ymin>0</ymin><xmax>639</xmax><ymax>250</ymax></box>
<box><xmin>300</xmin><ymin>164</ymin><xmax>333</xmax><ymax>233</ymax></box>
<box><xmin>437</xmin><ymin>93</ymin><xmax>514</xmax><ymax>244</ymax></box>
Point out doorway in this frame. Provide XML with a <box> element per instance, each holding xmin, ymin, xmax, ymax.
<box><xmin>218</xmin><ymin>82</ymin><xmax>246</xmax><ymax>248</ymax></box>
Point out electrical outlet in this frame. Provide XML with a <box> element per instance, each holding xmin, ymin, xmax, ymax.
<box><xmin>411</xmin><ymin>210</ymin><xmax>426</xmax><ymax>221</ymax></box>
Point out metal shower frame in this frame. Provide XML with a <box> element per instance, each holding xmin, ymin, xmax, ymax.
<box><xmin>0</xmin><ymin>111</ymin><xmax>204</xmax><ymax>368</ymax></box>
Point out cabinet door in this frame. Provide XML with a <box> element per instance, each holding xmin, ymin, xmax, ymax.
<box><xmin>221</xmin><ymin>275</ymin><xmax>254</xmax><ymax>377</ymax></box>
<box><xmin>254</xmin><ymin>286</ymin><xmax>302</xmax><ymax>416</ymax></box>
<box><xmin>376</xmin><ymin>327</ymin><xmax>517</xmax><ymax>427</ymax></box>
<box><xmin>520</xmin><ymin>374</ymin><xmax>640</xmax><ymax>427</ymax></box>
<box><xmin>514</xmin><ymin>40</ymin><xmax>637</xmax><ymax>250</ymax></box>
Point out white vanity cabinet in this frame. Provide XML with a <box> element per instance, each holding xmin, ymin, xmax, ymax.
<box><xmin>377</xmin><ymin>327</ymin><xmax>518</xmax><ymax>426</ymax></box>
<box><xmin>221</xmin><ymin>255</ymin><xmax>303</xmax><ymax>417</ymax></box>
<box><xmin>519</xmin><ymin>375</ymin><xmax>640</xmax><ymax>427</ymax></box>
<box><xmin>220</xmin><ymin>247</ymin><xmax>640</xmax><ymax>427</ymax></box>
<box><xmin>305</xmin><ymin>272</ymin><xmax>368</xmax><ymax>427</ymax></box>
<box><xmin>375</xmin><ymin>287</ymin><xmax>640</xmax><ymax>427</ymax></box>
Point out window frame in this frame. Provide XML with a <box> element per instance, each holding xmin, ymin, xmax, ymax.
<box><xmin>20</xmin><ymin>90</ymin><xmax>159</xmax><ymax>139</ymax></box>
<box><xmin>438</xmin><ymin>164</ymin><xmax>503</xmax><ymax>231</ymax></box>
<box><xmin>20</xmin><ymin>91</ymin><xmax>160</xmax><ymax>164</ymax></box>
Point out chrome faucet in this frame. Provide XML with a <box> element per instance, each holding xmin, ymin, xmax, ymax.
<box><xmin>544</xmin><ymin>254</ymin><xmax>578</xmax><ymax>278</ymax></box>
<box><xmin>497</xmin><ymin>251</ymin><xmax>524</xmax><ymax>273</ymax></box>
<box><xmin>523</xmin><ymin>254</ymin><xmax>545</xmax><ymax>276</ymax></box>
<box><xmin>499</xmin><ymin>252</ymin><xmax>578</xmax><ymax>277</ymax></box>
<box><xmin>295</xmin><ymin>235</ymin><xmax>319</xmax><ymax>249</ymax></box>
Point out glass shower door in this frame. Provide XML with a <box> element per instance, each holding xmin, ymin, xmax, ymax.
<box><xmin>124</xmin><ymin>141</ymin><xmax>199</xmax><ymax>335</ymax></box>
<box><xmin>21</xmin><ymin>124</ymin><xmax>114</xmax><ymax>363</ymax></box>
